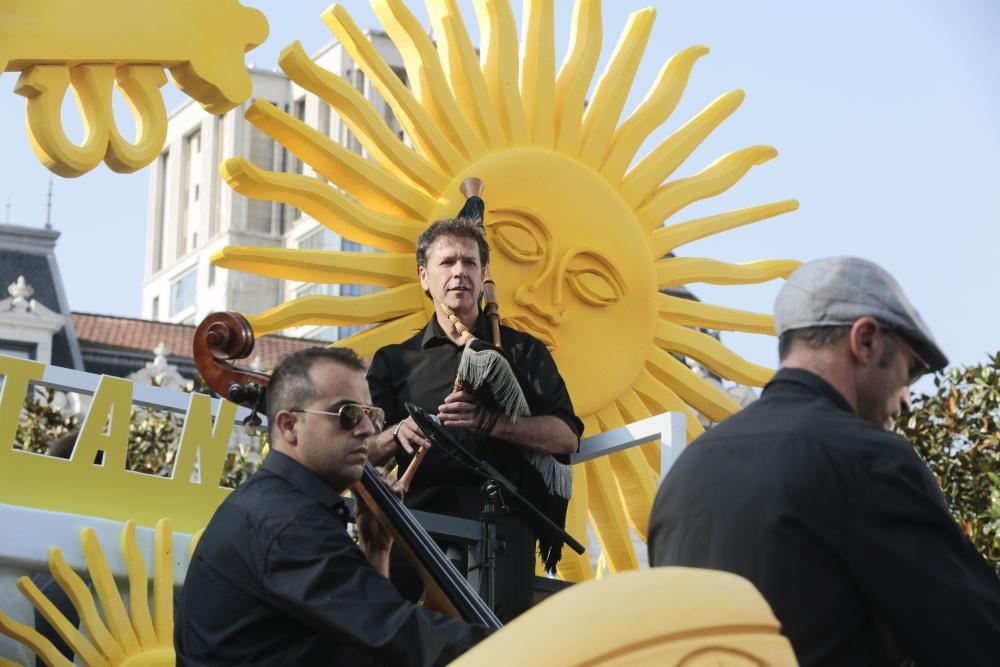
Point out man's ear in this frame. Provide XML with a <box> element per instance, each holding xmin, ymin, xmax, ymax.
<box><xmin>849</xmin><ymin>317</ymin><xmax>880</xmax><ymax>364</ymax></box>
<box><xmin>417</xmin><ymin>265</ymin><xmax>429</xmax><ymax>292</ymax></box>
<box><xmin>275</xmin><ymin>410</ymin><xmax>298</xmax><ymax>444</ymax></box>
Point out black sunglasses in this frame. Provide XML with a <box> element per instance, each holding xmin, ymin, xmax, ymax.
<box><xmin>290</xmin><ymin>405</ymin><xmax>386</xmax><ymax>432</ymax></box>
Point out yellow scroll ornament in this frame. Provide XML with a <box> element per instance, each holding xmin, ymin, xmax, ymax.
<box><xmin>0</xmin><ymin>0</ymin><xmax>268</xmax><ymax>177</ymax></box>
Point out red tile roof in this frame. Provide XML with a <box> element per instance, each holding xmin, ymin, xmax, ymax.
<box><xmin>71</xmin><ymin>312</ymin><xmax>319</xmax><ymax>369</ymax></box>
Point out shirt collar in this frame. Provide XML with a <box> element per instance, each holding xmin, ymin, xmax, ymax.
<box><xmin>420</xmin><ymin>310</ymin><xmax>491</xmax><ymax>349</ymax></box>
<box><xmin>262</xmin><ymin>449</ymin><xmax>349</xmax><ymax>512</ymax></box>
<box><xmin>764</xmin><ymin>367</ymin><xmax>855</xmax><ymax>414</ymax></box>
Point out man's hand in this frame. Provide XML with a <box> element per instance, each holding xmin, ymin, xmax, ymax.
<box><xmin>355</xmin><ymin>469</ymin><xmax>404</xmax><ymax>555</ymax></box>
<box><xmin>438</xmin><ymin>389</ymin><xmax>494</xmax><ymax>432</ymax></box>
<box><xmin>393</xmin><ymin>416</ymin><xmax>430</xmax><ymax>455</ymax></box>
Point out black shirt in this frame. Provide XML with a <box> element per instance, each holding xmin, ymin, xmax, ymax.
<box><xmin>648</xmin><ymin>368</ymin><xmax>1000</xmax><ymax>666</ymax></box>
<box><xmin>367</xmin><ymin>312</ymin><xmax>583</xmax><ymax>518</ymax></box>
<box><xmin>175</xmin><ymin>450</ymin><xmax>487</xmax><ymax>666</ymax></box>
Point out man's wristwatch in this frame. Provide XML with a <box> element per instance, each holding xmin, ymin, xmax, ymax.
<box><xmin>391</xmin><ymin>422</ymin><xmax>404</xmax><ymax>449</ymax></box>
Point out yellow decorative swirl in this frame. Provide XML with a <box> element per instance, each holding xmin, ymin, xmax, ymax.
<box><xmin>0</xmin><ymin>0</ymin><xmax>267</xmax><ymax>176</ymax></box>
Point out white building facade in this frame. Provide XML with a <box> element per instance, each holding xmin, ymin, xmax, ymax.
<box><xmin>142</xmin><ymin>33</ymin><xmax>405</xmax><ymax>341</ymax></box>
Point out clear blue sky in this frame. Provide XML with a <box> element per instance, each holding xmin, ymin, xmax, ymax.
<box><xmin>1</xmin><ymin>0</ymin><xmax>997</xmax><ymax>377</ymax></box>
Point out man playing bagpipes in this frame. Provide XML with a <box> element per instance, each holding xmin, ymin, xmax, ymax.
<box><xmin>366</xmin><ymin>213</ymin><xmax>583</xmax><ymax>622</ymax></box>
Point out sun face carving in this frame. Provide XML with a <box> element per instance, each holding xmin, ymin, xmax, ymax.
<box><xmin>211</xmin><ymin>0</ymin><xmax>799</xmax><ymax>577</ymax></box>
<box><xmin>426</xmin><ymin>149</ymin><xmax>656</xmax><ymax>418</ymax></box>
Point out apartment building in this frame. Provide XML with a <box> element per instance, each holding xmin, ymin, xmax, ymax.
<box><xmin>141</xmin><ymin>32</ymin><xmax>404</xmax><ymax>342</ymax></box>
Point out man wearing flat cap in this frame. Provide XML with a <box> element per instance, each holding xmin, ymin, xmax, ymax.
<box><xmin>648</xmin><ymin>257</ymin><xmax>1000</xmax><ymax>666</ymax></box>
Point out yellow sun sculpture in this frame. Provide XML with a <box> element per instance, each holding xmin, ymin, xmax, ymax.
<box><xmin>0</xmin><ymin>519</ymin><xmax>193</xmax><ymax>667</ymax></box>
<box><xmin>212</xmin><ymin>0</ymin><xmax>800</xmax><ymax>579</ymax></box>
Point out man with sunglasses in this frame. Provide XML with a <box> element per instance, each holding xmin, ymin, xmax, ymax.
<box><xmin>648</xmin><ymin>257</ymin><xmax>1000</xmax><ymax>665</ymax></box>
<box><xmin>176</xmin><ymin>347</ymin><xmax>488</xmax><ymax>666</ymax></box>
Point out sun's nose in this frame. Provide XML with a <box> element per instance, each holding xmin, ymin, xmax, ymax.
<box><xmin>514</xmin><ymin>284</ymin><xmax>566</xmax><ymax>325</ymax></box>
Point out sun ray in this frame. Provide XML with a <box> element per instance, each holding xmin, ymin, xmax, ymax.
<box><xmin>633</xmin><ymin>368</ymin><xmax>705</xmax><ymax>442</ymax></box>
<box><xmin>120</xmin><ymin>521</ymin><xmax>158</xmax><ymax>650</ymax></box>
<box><xmin>12</xmin><ymin>577</ymin><xmax>104</xmax><ymax>667</ymax></box>
<box><xmin>655</xmin><ymin>320</ymin><xmax>774</xmax><ymax>387</ymax></box>
<box><xmin>637</xmin><ymin>145</ymin><xmax>777</xmax><ymax>231</ymax></box>
<box><xmin>0</xmin><ymin>600</ymin><xmax>79</xmax><ymax>667</ymax></box>
<box><xmin>81</xmin><ymin>528</ymin><xmax>140</xmax><ymax>655</ymax></box>
<box><xmin>596</xmin><ymin>402</ymin><xmax>656</xmax><ymax>541</ymax></box>
<box><xmin>651</xmin><ymin>200</ymin><xmax>799</xmax><ymax>258</ymax></box>
<box><xmin>656</xmin><ymin>257</ymin><xmax>800</xmax><ymax>289</ymax></box>
<box><xmin>279</xmin><ymin>42</ymin><xmax>449</xmax><ymax>195</ymax></box>
<box><xmin>600</xmin><ymin>45</ymin><xmax>709</xmax><ymax>183</ymax></box>
<box><xmin>579</xmin><ymin>8</ymin><xmax>656</xmax><ymax>169</ymax></box>
<box><xmin>211</xmin><ymin>247</ymin><xmax>417</xmax><ymax>288</ymax></box>
<box><xmin>245</xmin><ymin>100</ymin><xmax>434</xmax><ymax>221</ymax></box>
<box><xmin>48</xmin><ymin>547</ymin><xmax>126</xmax><ymax>664</ymax></box>
<box><xmin>623</xmin><ymin>90</ymin><xmax>745</xmax><ymax>208</ymax></box>
<box><xmin>519</xmin><ymin>0</ymin><xmax>555</xmax><ymax>147</ymax></box>
<box><xmin>474</xmin><ymin>0</ymin><xmax>529</xmax><ymax>145</ymax></box>
<box><xmin>647</xmin><ymin>348</ymin><xmax>740</xmax><ymax>422</ymax></box>
<box><xmin>245</xmin><ymin>285</ymin><xmax>426</xmax><ymax>336</ymax></box>
<box><xmin>373</xmin><ymin>0</ymin><xmax>487</xmax><ymax>160</ymax></box>
<box><xmin>556</xmin><ymin>462</ymin><xmax>593</xmax><ymax>582</ymax></box>
<box><xmin>333</xmin><ymin>312</ymin><xmax>429</xmax><ymax>358</ymax></box>
<box><xmin>615</xmin><ymin>389</ymin><xmax>660</xmax><ymax>472</ymax></box>
<box><xmin>322</xmin><ymin>4</ymin><xmax>467</xmax><ymax>174</ymax></box>
<box><xmin>554</xmin><ymin>0</ymin><xmax>601</xmax><ymax>155</ymax></box>
<box><xmin>220</xmin><ymin>158</ymin><xmax>423</xmax><ymax>252</ymax></box>
<box><xmin>657</xmin><ymin>292</ymin><xmax>775</xmax><ymax>335</ymax></box>
<box><xmin>581</xmin><ymin>415</ymin><xmax>638</xmax><ymax>572</ymax></box>
<box><xmin>426</xmin><ymin>0</ymin><xmax>507</xmax><ymax>149</ymax></box>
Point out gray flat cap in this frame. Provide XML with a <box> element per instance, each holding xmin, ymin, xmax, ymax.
<box><xmin>774</xmin><ymin>257</ymin><xmax>948</xmax><ymax>371</ymax></box>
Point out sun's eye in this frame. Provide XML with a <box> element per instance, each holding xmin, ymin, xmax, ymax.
<box><xmin>486</xmin><ymin>209</ymin><xmax>549</xmax><ymax>264</ymax></box>
<box><xmin>564</xmin><ymin>251</ymin><xmax>628</xmax><ymax>307</ymax></box>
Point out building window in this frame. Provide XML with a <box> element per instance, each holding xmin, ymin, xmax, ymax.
<box><xmin>338</xmin><ymin>324</ymin><xmax>364</xmax><ymax>340</ymax></box>
<box><xmin>153</xmin><ymin>150</ymin><xmax>168</xmax><ymax>273</ymax></box>
<box><xmin>295</xmin><ymin>282</ymin><xmax>329</xmax><ymax>298</ymax></box>
<box><xmin>209</xmin><ymin>114</ymin><xmax>224</xmax><ymax>237</ymax></box>
<box><xmin>170</xmin><ymin>270</ymin><xmax>197</xmax><ymax>316</ymax></box>
<box><xmin>208</xmin><ymin>264</ymin><xmax>216</xmax><ymax>287</ymax></box>
<box><xmin>311</xmin><ymin>327</ymin><xmax>339</xmax><ymax>342</ymax></box>
<box><xmin>0</xmin><ymin>340</ymin><xmax>37</xmax><ymax>360</ymax></box>
<box><xmin>151</xmin><ymin>296</ymin><xmax>159</xmax><ymax>320</ymax></box>
<box><xmin>341</xmin><ymin>284</ymin><xmax>362</xmax><ymax>297</ymax></box>
<box><xmin>299</xmin><ymin>229</ymin><xmax>327</xmax><ymax>250</ymax></box>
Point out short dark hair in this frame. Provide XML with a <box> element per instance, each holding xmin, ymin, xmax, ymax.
<box><xmin>266</xmin><ymin>347</ymin><xmax>364</xmax><ymax>439</ymax></box>
<box><xmin>778</xmin><ymin>325</ymin><xmax>850</xmax><ymax>361</ymax></box>
<box><xmin>415</xmin><ymin>217</ymin><xmax>490</xmax><ymax>269</ymax></box>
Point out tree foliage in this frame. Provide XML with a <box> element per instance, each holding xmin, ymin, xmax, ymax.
<box><xmin>896</xmin><ymin>353</ymin><xmax>1000</xmax><ymax>573</ymax></box>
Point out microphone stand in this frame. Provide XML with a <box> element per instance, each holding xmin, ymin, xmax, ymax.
<box><xmin>405</xmin><ymin>403</ymin><xmax>586</xmax><ymax>609</ymax></box>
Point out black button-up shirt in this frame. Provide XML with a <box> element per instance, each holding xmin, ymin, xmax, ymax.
<box><xmin>649</xmin><ymin>368</ymin><xmax>1000</xmax><ymax>666</ymax></box>
<box><xmin>175</xmin><ymin>450</ymin><xmax>487</xmax><ymax>666</ymax></box>
<box><xmin>367</xmin><ymin>313</ymin><xmax>582</xmax><ymax>517</ymax></box>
